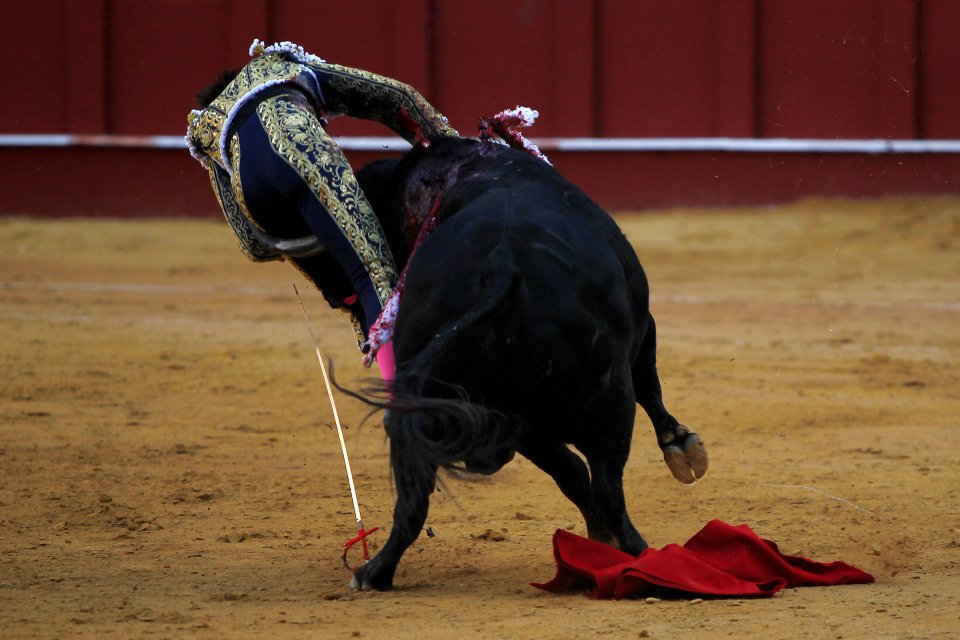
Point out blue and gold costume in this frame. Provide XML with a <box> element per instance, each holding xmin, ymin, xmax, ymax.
<box><xmin>186</xmin><ymin>39</ymin><xmax>457</xmax><ymax>345</ymax></box>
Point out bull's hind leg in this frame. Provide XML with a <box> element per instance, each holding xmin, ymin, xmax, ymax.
<box><xmin>633</xmin><ymin>313</ymin><xmax>708</xmax><ymax>484</ymax></box>
<box><xmin>574</xmin><ymin>399</ymin><xmax>647</xmax><ymax>556</ymax></box>
<box><xmin>517</xmin><ymin>438</ymin><xmax>610</xmax><ymax>543</ymax></box>
<box><xmin>350</xmin><ymin>421</ymin><xmax>437</xmax><ymax>591</ymax></box>
<box><xmin>521</xmin><ymin>434</ymin><xmax>646</xmax><ymax>554</ymax></box>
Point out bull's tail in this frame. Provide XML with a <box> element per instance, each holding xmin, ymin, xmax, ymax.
<box><xmin>387</xmin><ymin>268</ymin><xmax>523</xmax><ymax>477</ymax></box>
<box><xmin>335</xmin><ymin>266</ymin><xmax>522</xmax><ymax>482</ymax></box>
<box><xmin>387</xmin><ymin>386</ymin><xmax>518</xmax><ymax>481</ymax></box>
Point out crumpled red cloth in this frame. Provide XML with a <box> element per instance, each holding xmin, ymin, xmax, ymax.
<box><xmin>533</xmin><ymin>520</ymin><xmax>874</xmax><ymax>599</ymax></box>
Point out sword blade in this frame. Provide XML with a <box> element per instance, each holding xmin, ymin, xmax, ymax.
<box><xmin>293</xmin><ymin>283</ymin><xmax>363</xmax><ymax>526</ymax></box>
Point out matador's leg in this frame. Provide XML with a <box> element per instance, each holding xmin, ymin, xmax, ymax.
<box><xmin>231</xmin><ymin>93</ymin><xmax>399</xmax><ymax>340</ymax></box>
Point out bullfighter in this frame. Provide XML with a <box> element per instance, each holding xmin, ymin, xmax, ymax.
<box><xmin>185</xmin><ymin>39</ymin><xmax>458</xmax><ymax>381</ymax></box>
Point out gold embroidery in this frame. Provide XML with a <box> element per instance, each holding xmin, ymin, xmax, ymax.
<box><xmin>255</xmin><ymin>95</ymin><xmax>398</xmax><ymax>306</ymax></box>
<box><xmin>187</xmin><ymin>53</ymin><xmax>313</xmax><ymax>167</ymax></box>
<box><xmin>191</xmin><ymin>109</ymin><xmax>225</xmax><ymax>165</ymax></box>
<box><xmin>318</xmin><ymin>63</ymin><xmax>458</xmax><ymax>141</ymax></box>
<box><xmin>188</xmin><ymin>54</ymin><xmax>457</xmax><ymax>168</ymax></box>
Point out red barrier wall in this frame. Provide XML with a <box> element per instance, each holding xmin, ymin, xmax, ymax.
<box><xmin>2</xmin><ymin>1</ymin><xmax>960</xmax><ymax>216</ymax></box>
<box><xmin>7</xmin><ymin>0</ymin><xmax>959</xmax><ymax>139</ymax></box>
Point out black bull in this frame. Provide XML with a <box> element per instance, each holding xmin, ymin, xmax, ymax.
<box><xmin>327</xmin><ymin>137</ymin><xmax>708</xmax><ymax>590</ymax></box>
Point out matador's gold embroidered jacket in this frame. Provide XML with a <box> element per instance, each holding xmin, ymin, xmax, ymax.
<box><xmin>187</xmin><ymin>41</ymin><xmax>456</xmax><ymax>176</ymax></box>
<box><xmin>185</xmin><ymin>40</ymin><xmax>457</xmax><ymax>263</ymax></box>
<box><xmin>185</xmin><ymin>40</ymin><xmax>457</xmax><ymax>348</ymax></box>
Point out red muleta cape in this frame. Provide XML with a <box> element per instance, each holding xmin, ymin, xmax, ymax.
<box><xmin>533</xmin><ymin>520</ymin><xmax>874</xmax><ymax>599</ymax></box>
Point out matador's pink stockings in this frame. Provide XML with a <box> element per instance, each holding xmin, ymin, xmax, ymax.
<box><xmin>375</xmin><ymin>341</ymin><xmax>396</xmax><ymax>384</ymax></box>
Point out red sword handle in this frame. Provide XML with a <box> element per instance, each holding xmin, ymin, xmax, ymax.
<box><xmin>342</xmin><ymin>526</ymin><xmax>381</xmax><ymax>572</ymax></box>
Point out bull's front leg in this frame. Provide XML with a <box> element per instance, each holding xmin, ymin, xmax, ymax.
<box><xmin>350</xmin><ymin>429</ymin><xmax>437</xmax><ymax>591</ymax></box>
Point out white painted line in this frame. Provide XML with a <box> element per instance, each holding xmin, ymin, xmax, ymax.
<box><xmin>0</xmin><ymin>134</ymin><xmax>411</xmax><ymax>151</ymax></box>
<box><xmin>2</xmin><ymin>134</ymin><xmax>960</xmax><ymax>154</ymax></box>
<box><xmin>539</xmin><ymin>137</ymin><xmax>960</xmax><ymax>154</ymax></box>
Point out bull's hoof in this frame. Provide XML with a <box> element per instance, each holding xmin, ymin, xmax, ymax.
<box><xmin>663</xmin><ymin>430</ymin><xmax>708</xmax><ymax>484</ymax></box>
<box><xmin>349</xmin><ymin>574</ymin><xmax>386</xmax><ymax>591</ymax></box>
<box><xmin>348</xmin><ymin>561</ymin><xmax>394</xmax><ymax>591</ymax></box>
<box><xmin>348</xmin><ymin>574</ymin><xmax>376</xmax><ymax>591</ymax></box>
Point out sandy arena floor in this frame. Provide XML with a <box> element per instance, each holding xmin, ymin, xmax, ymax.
<box><xmin>1</xmin><ymin>197</ymin><xmax>958</xmax><ymax>639</ymax></box>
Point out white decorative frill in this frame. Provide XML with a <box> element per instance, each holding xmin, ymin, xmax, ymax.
<box><xmin>184</xmin><ymin>110</ymin><xmax>206</xmax><ymax>165</ymax></box>
<box><xmin>248</xmin><ymin>38</ymin><xmax>326</xmax><ymax>65</ymax></box>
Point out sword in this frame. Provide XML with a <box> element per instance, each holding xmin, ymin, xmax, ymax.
<box><xmin>292</xmin><ymin>283</ymin><xmax>379</xmax><ymax>570</ymax></box>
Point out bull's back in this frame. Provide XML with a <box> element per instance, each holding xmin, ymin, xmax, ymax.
<box><xmin>395</xmin><ymin>165</ymin><xmax>646</xmax><ymax>418</ymax></box>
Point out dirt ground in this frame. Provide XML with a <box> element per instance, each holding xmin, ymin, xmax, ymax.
<box><xmin>1</xmin><ymin>197</ymin><xmax>958</xmax><ymax>639</ymax></box>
